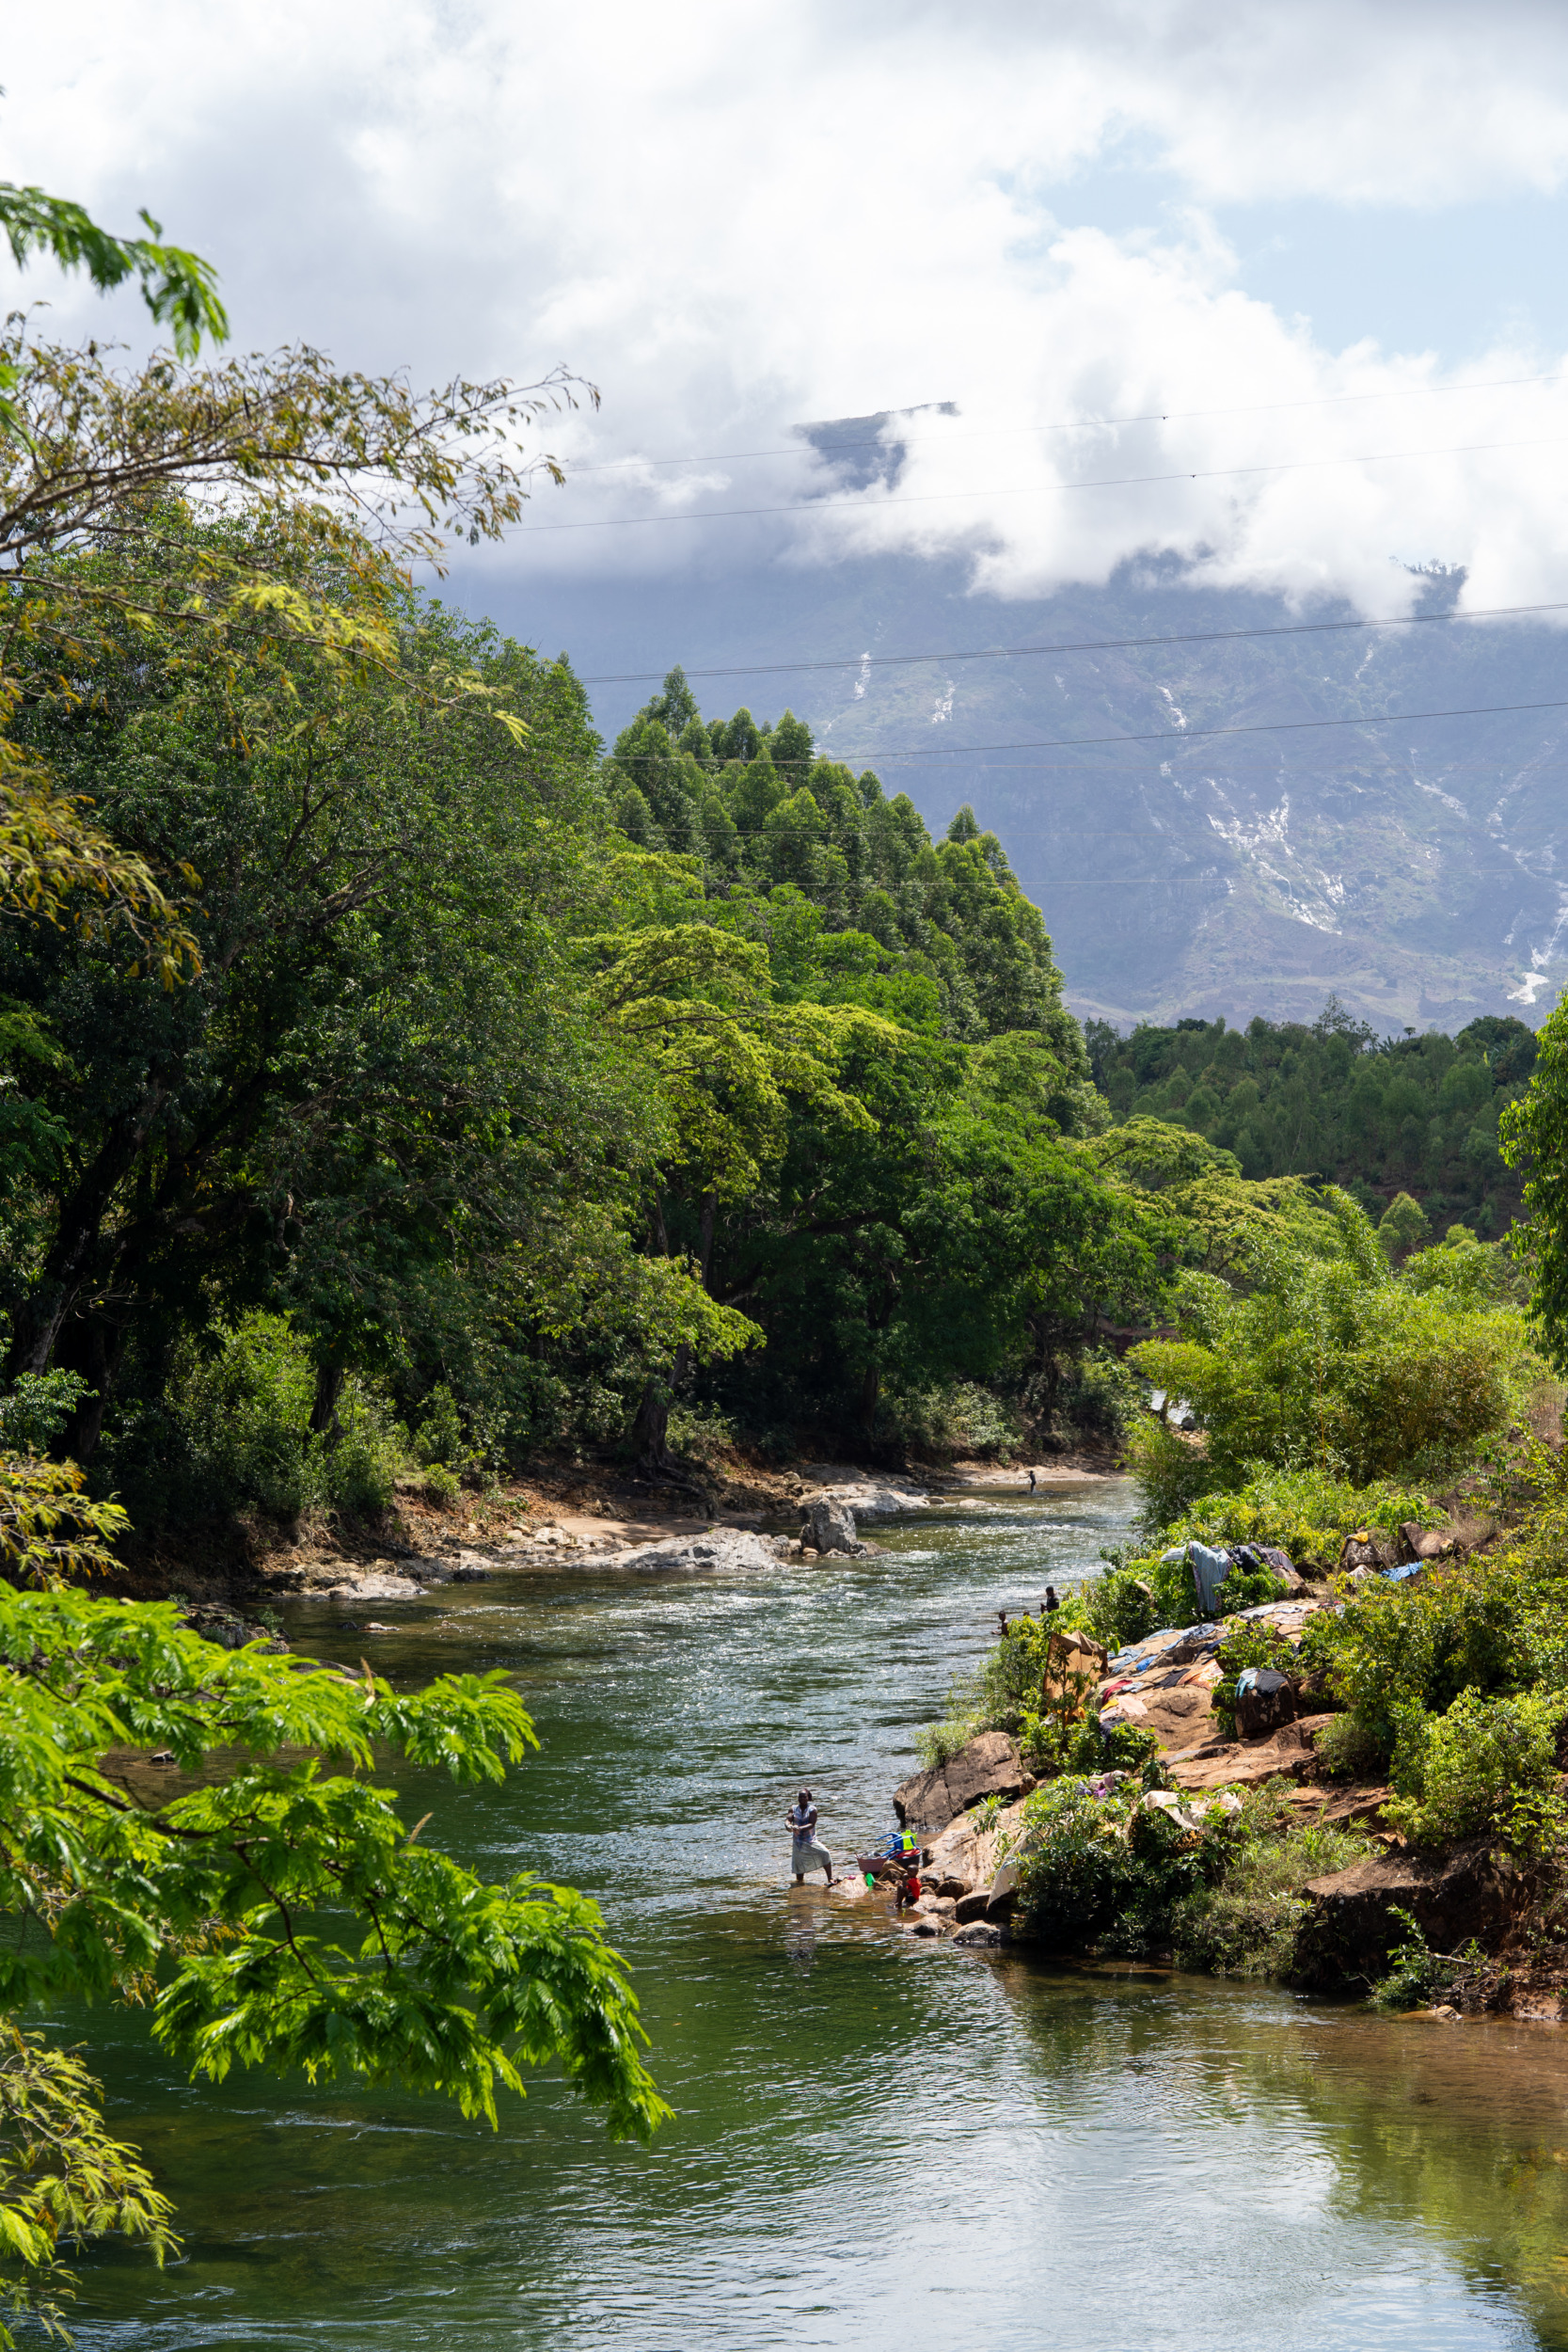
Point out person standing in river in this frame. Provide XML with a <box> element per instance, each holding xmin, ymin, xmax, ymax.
<box><xmin>785</xmin><ymin>1788</ymin><xmax>834</xmax><ymax>1884</ymax></box>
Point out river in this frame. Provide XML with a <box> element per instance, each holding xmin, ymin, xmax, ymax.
<box><xmin>62</xmin><ymin>1478</ymin><xmax>1568</xmax><ymax>2349</ymax></box>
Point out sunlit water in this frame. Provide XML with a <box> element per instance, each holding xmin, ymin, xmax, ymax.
<box><xmin>59</xmin><ymin>1481</ymin><xmax>1568</xmax><ymax>2348</ymax></box>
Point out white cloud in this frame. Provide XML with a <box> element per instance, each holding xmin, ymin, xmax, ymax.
<box><xmin>10</xmin><ymin>1</ymin><xmax>1568</xmax><ymax>612</ymax></box>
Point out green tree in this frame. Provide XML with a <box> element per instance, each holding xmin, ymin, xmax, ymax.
<box><xmin>1502</xmin><ymin>983</ymin><xmax>1568</xmax><ymax>1368</ymax></box>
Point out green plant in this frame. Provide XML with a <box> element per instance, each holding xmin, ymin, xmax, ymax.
<box><xmin>1370</xmin><ymin>1906</ymin><xmax>1446</xmax><ymax>2010</ymax></box>
<box><xmin>0</xmin><ymin>1371</ymin><xmax>91</xmax><ymax>1457</ymax></box>
<box><xmin>1077</xmin><ymin>1558</ymin><xmax>1159</xmax><ymax>1650</ymax></box>
<box><xmin>1160</xmin><ymin>1467</ymin><xmax>1442</xmax><ymax>1566</ymax></box>
<box><xmin>411</xmin><ymin>1384</ymin><xmax>464</xmax><ymax>1470</ymax></box>
<box><xmin>1298</xmin><ymin>1555</ymin><xmax>1544</xmax><ymax>1761</ymax></box>
<box><xmin>1012</xmin><ymin>1776</ymin><xmax>1212</xmax><ymax>1956</ymax></box>
<box><xmin>421</xmin><ymin>1463</ymin><xmax>461</xmax><ymax>1508</ymax></box>
<box><xmin>915</xmin><ymin>1712</ymin><xmax>980</xmax><ymax>1770</ymax></box>
<box><xmin>1312</xmin><ymin>1713</ymin><xmax>1385</xmax><ymax>1780</ymax></box>
<box><xmin>1176</xmin><ymin>1805</ymin><xmax>1372</xmax><ymax>1978</ymax></box>
<box><xmin>1385</xmin><ymin>1686</ymin><xmax>1568</xmax><ymax>1853</ymax></box>
<box><xmin>1211</xmin><ymin>1621</ymin><xmax>1297</xmax><ymax>1739</ymax></box>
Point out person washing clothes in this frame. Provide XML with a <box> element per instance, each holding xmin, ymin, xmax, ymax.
<box><xmin>785</xmin><ymin>1788</ymin><xmax>834</xmax><ymax>1884</ymax></box>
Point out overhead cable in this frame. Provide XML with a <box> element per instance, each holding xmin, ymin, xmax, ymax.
<box><xmin>578</xmin><ymin>596</ymin><xmax>1568</xmax><ymax>688</ymax></box>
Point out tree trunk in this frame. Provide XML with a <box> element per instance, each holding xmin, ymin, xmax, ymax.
<box><xmin>310</xmin><ymin>1357</ymin><xmax>346</xmax><ymax>1437</ymax></box>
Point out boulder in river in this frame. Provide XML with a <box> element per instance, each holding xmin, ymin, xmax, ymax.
<box><xmin>893</xmin><ymin>1730</ymin><xmax>1032</xmax><ymax>1831</ymax></box>
<box><xmin>800</xmin><ymin>1498</ymin><xmax>859</xmax><ymax>1555</ymax></box>
<box><xmin>601</xmin><ymin>1529</ymin><xmax>784</xmax><ymax>1575</ymax></box>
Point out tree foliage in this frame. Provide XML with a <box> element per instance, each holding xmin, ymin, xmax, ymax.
<box><xmin>1085</xmin><ymin>1002</ymin><xmax>1535</xmax><ymax>1233</ymax></box>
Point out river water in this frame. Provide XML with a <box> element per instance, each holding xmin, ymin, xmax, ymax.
<box><xmin>64</xmin><ymin>1480</ymin><xmax>1568</xmax><ymax>2349</ymax></box>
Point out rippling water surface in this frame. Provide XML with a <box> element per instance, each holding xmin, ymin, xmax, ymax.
<box><xmin>63</xmin><ymin>1481</ymin><xmax>1568</xmax><ymax>2348</ymax></box>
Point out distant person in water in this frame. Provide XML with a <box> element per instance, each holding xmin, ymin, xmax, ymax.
<box><xmin>1027</xmin><ymin>1468</ymin><xmax>1037</xmax><ymax>1492</ymax></box>
<box><xmin>785</xmin><ymin>1788</ymin><xmax>834</xmax><ymax>1885</ymax></box>
<box><xmin>1043</xmin><ymin>1587</ymin><xmax>1059</xmax><ymax>1613</ymax></box>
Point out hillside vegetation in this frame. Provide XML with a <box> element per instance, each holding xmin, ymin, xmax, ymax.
<box><xmin>1086</xmin><ymin>1003</ymin><xmax>1535</xmax><ymax>1233</ymax></box>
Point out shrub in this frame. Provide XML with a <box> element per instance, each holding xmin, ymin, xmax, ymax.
<box><xmin>0</xmin><ymin>1371</ymin><xmax>91</xmax><ymax>1457</ymax></box>
<box><xmin>1076</xmin><ymin>1558</ymin><xmax>1160</xmax><ymax>1650</ymax></box>
<box><xmin>666</xmin><ymin>1402</ymin><xmax>739</xmax><ymax>1463</ymax></box>
<box><xmin>1313</xmin><ymin>1714</ymin><xmax>1386</xmax><ymax>1781</ymax></box>
<box><xmin>1211</xmin><ymin>1621</ymin><xmax>1297</xmax><ymax>1740</ymax></box>
<box><xmin>175</xmin><ymin>1312</ymin><xmax>318</xmax><ymax>1518</ymax></box>
<box><xmin>1298</xmin><ymin>1556</ymin><xmax>1544</xmax><ymax>1760</ymax></box>
<box><xmin>1056</xmin><ymin>1348</ymin><xmax>1143</xmax><ymax>1440</ymax></box>
<box><xmin>1125</xmin><ymin>1419</ymin><xmax>1213</xmax><ymax>1529</ymax></box>
<box><xmin>1013</xmin><ymin>1777</ymin><xmax>1211</xmax><ymax>1955</ymax></box>
<box><xmin>1175</xmin><ymin>1806</ymin><xmax>1371</xmax><ymax>1977</ymax></box>
<box><xmin>1164</xmin><ymin>1467</ymin><xmax>1442</xmax><ymax>1566</ymax></box>
<box><xmin>915</xmin><ymin>1713</ymin><xmax>980</xmax><ymax>1769</ymax></box>
<box><xmin>881</xmin><ymin>1380</ymin><xmax>1024</xmax><ymax>1461</ymax></box>
<box><xmin>420</xmin><ymin>1462</ymin><xmax>461</xmax><ymax>1508</ymax></box>
<box><xmin>173</xmin><ymin>1314</ymin><xmax>404</xmax><ymax>1521</ymax></box>
<box><xmin>1385</xmin><ymin>1686</ymin><xmax>1568</xmax><ymax>1853</ymax></box>
<box><xmin>1129</xmin><ymin>1226</ymin><xmax>1536</xmax><ymax>1511</ymax></box>
<box><xmin>412</xmin><ymin>1384</ymin><xmax>463</xmax><ymax>1469</ymax></box>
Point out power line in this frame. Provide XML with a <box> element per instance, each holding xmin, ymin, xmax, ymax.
<box><xmin>565</xmin><ymin>370</ymin><xmax>1568</xmax><ymax>475</ymax></box>
<box><xmin>518</xmin><ymin>431</ymin><xmax>1568</xmax><ymax>535</ymax></box>
<box><xmin>579</xmin><ymin>595</ymin><xmax>1568</xmax><ymax>689</ymax></box>
<box><xmin>612</xmin><ymin>691</ymin><xmax>1568</xmax><ymax>771</ymax></box>
<box><xmin>867</xmin><ymin>692</ymin><xmax>1568</xmax><ymax>762</ymax></box>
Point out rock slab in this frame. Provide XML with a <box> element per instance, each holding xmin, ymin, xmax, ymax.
<box><xmin>1294</xmin><ymin>1836</ymin><xmax>1529</xmax><ymax>1987</ymax></box>
<box><xmin>893</xmin><ymin>1731</ymin><xmax>1029</xmax><ymax>1831</ymax></box>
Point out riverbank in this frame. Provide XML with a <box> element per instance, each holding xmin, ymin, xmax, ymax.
<box><xmin>68</xmin><ymin>1471</ymin><xmax>1568</xmax><ymax>2352</ymax></box>
<box><xmin>114</xmin><ymin>1452</ymin><xmax>1117</xmax><ymax>1608</ymax></box>
<box><xmin>885</xmin><ymin>1523</ymin><xmax>1568</xmax><ymax>2020</ymax></box>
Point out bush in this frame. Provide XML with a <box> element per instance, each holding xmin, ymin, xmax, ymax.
<box><xmin>412</xmin><ymin>1384</ymin><xmax>463</xmax><ymax>1469</ymax></box>
<box><xmin>0</xmin><ymin>1371</ymin><xmax>91</xmax><ymax>1457</ymax></box>
<box><xmin>1055</xmin><ymin>1348</ymin><xmax>1143</xmax><ymax>1440</ymax></box>
<box><xmin>1313</xmin><ymin>1713</ymin><xmax>1386</xmax><ymax>1781</ymax></box>
<box><xmin>1297</xmin><ymin>1554</ymin><xmax>1544</xmax><ymax>1760</ymax></box>
<box><xmin>175</xmin><ymin>1312</ymin><xmax>318</xmax><ymax>1518</ymax></box>
<box><xmin>1129</xmin><ymin>1216</ymin><xmax>1537</xmax><ymax>1508</ymax></box>
<box><xmin>879</xmin><ymin>1380</ymin><xmax>1024</xmax><ymax>1461</ymax></box>
<box><xmin>1385</xmin><ymin>1686</ymin><xmax>1568</xmax><ymax>1853</ymax></box>
<box><xmin>1175</xmin><ymin>1806</ymin><xmax>1372</xmax><ymax>1977</ymax></box>
<box><xmin>1076</xmin><ymin>1558</ymin><xmax>1160</xmax><ymax>1650</ymax></box>
<box><xmin>915</xmin><ymin>1713</ymin><xmax>980</xmax><ymax>1769</ymax></box>
<box><xmin>1211</xmin><ymin>1620</ymin><xmax>1298</xmax><ymax>1740</ymax></box>
<box><xmin>1161</xmin><ymin>1466</ymin><xmax>1443</xmax><ymax>1565</ymax></box>
<box><xmin>1125</xmin><ymin>1419</ymin><xmax>1212</xmax><ymax>1529</ymax></box>
<box><xmin>421</xmin><ymin>1463</ymin><xmax>461</xmax><ymax>1508</ymax></box>
<box><xmin>1013</xmin><ymin>1777</ymin><xmax>1211</xmax><ymax>1955</ymax></box>
<box><xmin>173</xmin><ymin>1313</ymin><xmax>404</xmax><ymax>1521</ymax></box>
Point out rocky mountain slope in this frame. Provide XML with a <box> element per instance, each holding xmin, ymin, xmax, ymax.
<box><xmin>490</xmin><ymin>549</ymin><xmax>1568</xmax><ymax>1031</ymax></box>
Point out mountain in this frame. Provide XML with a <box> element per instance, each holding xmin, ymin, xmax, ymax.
<box><xmin>473</xmin><ymin>546</ymin><xmax>1568</xmax><ymax>1032</ymax></box>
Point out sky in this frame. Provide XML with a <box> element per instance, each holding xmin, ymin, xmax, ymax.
<box><xmin>11</xmin><ymin>1</ymin><xmax>1568</xmax><ymax>625</ymax></box>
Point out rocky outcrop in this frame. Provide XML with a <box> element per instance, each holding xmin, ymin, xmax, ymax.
<box><xmin>1234</xmin><ymin>1667</ymin><xmax>1297</xmax><ymax>1740</ymax></box>
<box><xmin>604</xmin><ymin>1529</ymin><xmax>784</xmax><ymax>1575</ymax></box>
<box><xmin>893</xmin><ymin>1731</ymin><xmax>1033</xmax><ymax>1832</ymax></box>
<box><xmin>800</xmin><ymin>1498</ymin><xmax>860</xmax><ymax>1555</ymax></box>
<box><xmin>1293</xmin><ymin>1836</ymin><xmax>1532</xmax><ymax>1988</ymax></box>
<box><xmin>179</xmin><ymin>1601</ymin><xmax>288</xmax><ymax>1652</ymax></box>
<box><xmin>1165</xmin><ymin>1712</ymin><xmax>1339</xmax><ymax>1790</ymax></box>
<box><xmin>795</xmin><ymin>1467</ymin><xmax>928</xmax><ymax>1519</ymax></box>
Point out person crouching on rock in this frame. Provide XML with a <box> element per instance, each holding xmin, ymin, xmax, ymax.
<box><xmin>895</xmin><ymin>1864</ymin><xmax>923</xmax><ymax>1912</ymax></box>
<box><xmin>785</xmin><ymin>1788</ymin><xmax>834</xmax><ymax>1885</ymax></box>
